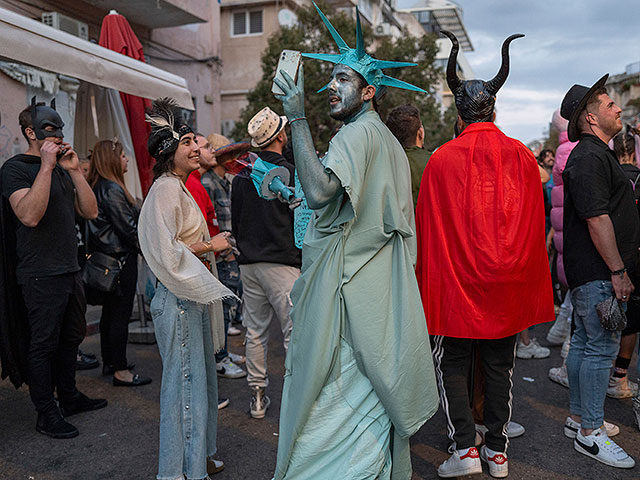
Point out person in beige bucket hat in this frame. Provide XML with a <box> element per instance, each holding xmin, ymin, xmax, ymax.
<box><xmin>247</xmin><ymin>107</ymin><xmax>288</xmax><ymax>148</ymax></box>
<box><xmin>232</xmin><ymin>105</ymin><xmax>300</xmax><ymax>420</ymax></box>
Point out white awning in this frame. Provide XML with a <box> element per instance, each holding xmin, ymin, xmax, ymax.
<box><xmin>0</xmin><ymin>7</ymin><xmax>194</xmax><ymax>109</ymax></box>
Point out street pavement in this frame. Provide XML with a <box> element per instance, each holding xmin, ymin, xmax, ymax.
<box><xmin>0</xmin><ymin>319</ymin><xmax>639</xmax><ymax>480</ymax></box>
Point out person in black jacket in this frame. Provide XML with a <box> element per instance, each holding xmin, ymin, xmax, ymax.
<box><xmin>87</xmin><ymin>139</ymin><xmax>151</xmax><ymax>387</ymax></box>
<box><xmin>232</xmin><ymin>107</ymin><xmax>301</xmax><ymax>419</ymax></box>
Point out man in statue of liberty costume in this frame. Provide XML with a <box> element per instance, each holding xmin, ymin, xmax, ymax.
<box><xmin>271</xmin><ymin>4</ymin><xmax>438</xmax><ymax>479</ymax></box>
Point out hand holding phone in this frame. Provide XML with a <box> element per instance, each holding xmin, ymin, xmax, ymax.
<box><xmin>272</xmin><ymin>50</ymin><xmax>301</xmax><ymax>96</ymax></box>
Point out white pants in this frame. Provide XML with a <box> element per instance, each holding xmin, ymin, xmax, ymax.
<box><xmin>240</xmin><ymin>262</ymin><xmax>300</xmax><ymax>389</ymax></box>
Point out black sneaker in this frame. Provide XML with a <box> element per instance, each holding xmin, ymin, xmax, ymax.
<box><xmin>59</xmin><ymin>392</ymin><xmax>108</xmax><ymax>417</ymax></box>
<box><xmin>76</xmin><ymin>350</ymin><xmax>99</xmax><ymax>370</ymax></box>
<box><xmin>36</xmin><ymin>408</ymin><xmax>79</xmax><ymax>439</ymax></box>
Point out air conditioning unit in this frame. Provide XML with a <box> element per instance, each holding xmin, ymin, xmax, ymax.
<box><xmin>42</xmin><ymin>12</ymin><xmax>89</xmax><ymax>41</ymax></box>
<box><xmin>374</xmin><ymin>24</ymin><xmax>392</xmax><ymax>37</ymax></box>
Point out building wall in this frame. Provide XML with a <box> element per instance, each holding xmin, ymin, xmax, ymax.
<box><xmin>149</xmin><ymin>2</ymin><xmax>222</xmax><ymax>135</ymax></box>
<box><xmin>220</xmin><ymin>1</ymin><xmax>283</xmax><ymax>136</ymax></box>
<box><xmin>0</xmin><ymin>0</ymin><xmax>222</xmax><ymax>138</ymax></box>
<box><xmin>0</xmin><ymin>74</ymin><xmax>28</xmax><ymax>164</ymax></box>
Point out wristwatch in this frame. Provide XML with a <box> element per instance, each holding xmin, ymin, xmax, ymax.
<box><xmin>610</xmin><ymin>267</ymin><xmax>627</xmax><ymax>279</ymax></box>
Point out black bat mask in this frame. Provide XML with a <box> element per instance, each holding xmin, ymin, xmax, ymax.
<box><xmin>442</xmin><ymin>31</ymin><xmax>524</xmax><ymax>125</ymax></box>
<box><xmin>31</xmin><ymin>96</ymin><xmax>64</xmax><ymax>140</ymax></box>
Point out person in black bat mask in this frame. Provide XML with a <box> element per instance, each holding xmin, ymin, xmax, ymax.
<box><xmin>0</xmin><ymin>97</ymin><xmax>106</xmax><ymax>439</ymax></box>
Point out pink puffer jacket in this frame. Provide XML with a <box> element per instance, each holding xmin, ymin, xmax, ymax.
<box><xmin>550</xmin><ymin>130</ymin><xmax>578</xmax><ymax>287</ymax></box>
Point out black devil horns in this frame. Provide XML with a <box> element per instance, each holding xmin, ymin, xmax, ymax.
<box><xmin>441</xmin><ymin>30</ymin><xmax>524</xmax><ymax>97</ymax></box>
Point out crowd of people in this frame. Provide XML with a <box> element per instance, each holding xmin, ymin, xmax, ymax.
<box><xmin>1</xmin><ymin>4</ymin><xmax>640</xmax><ymax>480</ymax></box>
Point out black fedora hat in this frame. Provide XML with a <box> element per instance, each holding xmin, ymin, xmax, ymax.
<box><xmin>561</xmin><ymin>74</ymin><xmax>609</xmax><ymax>142</ymax></box>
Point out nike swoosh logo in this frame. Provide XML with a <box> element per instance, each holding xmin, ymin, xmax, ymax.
<box><xmin>576</xmin><ymin>438</ymin><xmax>599</xmax><ymax>456</ymax></box>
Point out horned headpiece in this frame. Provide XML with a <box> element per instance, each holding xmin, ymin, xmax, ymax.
<box><xmin>302</xmin><ymin>2</ymin><xmax>426</xmax><ymax>94</ymax></box>
<box><xmin>442</xmin><ymin>30</ymin><xmax>524</xmax><ymax>124</ymax></box>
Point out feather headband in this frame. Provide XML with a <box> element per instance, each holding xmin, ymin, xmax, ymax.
<box><xmin>146</xmin><ymin>97</ymin><xmax>193</xmax><ymax>159</ymax></box>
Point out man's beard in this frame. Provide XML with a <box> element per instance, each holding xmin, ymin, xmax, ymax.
<box><xmin>329</xmin><ymin>97</ymin><xmax>364</xmax><ymax>121</ymax></box>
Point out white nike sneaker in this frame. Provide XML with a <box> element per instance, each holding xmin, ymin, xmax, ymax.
<box><xmin>574</xmin><ymin>427</ymin><xmax>634</xmax><ymax>468</ymax></box>
<box><xmin>437</xmin><ymin>447</ymin><xmax>482</xmax><ymax>478</ymax></box>
<box><xmin>564</xmin><ymin>417</ymin><xmax>619</xmax><ymax>438</ymax></box>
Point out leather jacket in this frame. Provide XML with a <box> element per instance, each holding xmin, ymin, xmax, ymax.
<box><xmin>88</xmin><ymin>178</ymin><xmax>139</xmax><ymax>256</ymax></box>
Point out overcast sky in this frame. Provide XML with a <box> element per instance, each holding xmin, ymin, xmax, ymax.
<box><xmin>454</xmin><ymin>0</ymin><xmax>640</xmax><ymax>145</ymax></box>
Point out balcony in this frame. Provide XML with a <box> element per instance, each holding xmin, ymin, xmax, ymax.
<box><xmin>82</xmin><ymin>0</ymin><xmax>208</xmax><ymax>28</ymax></box>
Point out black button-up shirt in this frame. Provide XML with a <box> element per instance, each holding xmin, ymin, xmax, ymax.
<box><xmin>563</xmin><ymin>134</ymin><xmax>640</xmax><ymax>289</ymax></box>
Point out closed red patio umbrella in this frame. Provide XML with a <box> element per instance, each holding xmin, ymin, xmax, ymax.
<box><xmin>99</xmin><ymin>11</ymin><xmax>154</xmax><ymax>194</ymax></box>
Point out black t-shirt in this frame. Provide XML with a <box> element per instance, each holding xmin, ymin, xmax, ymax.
<box><xmin>1</xmin><ymin>154</ymin><xmax>79</xmax><ymax>283</ymax></box>
<box><xmin>231</xmin><ymin>150</ymin><xmax>301</xmax><ymax>267</ymax></box>
<box><xmin>563</xmin><ymin>135</ymin><xmax>640</xmax><ymax>289</ymax></box>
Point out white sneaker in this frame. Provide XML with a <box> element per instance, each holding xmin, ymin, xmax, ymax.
<box><xmin>633</xmin><ymin>395</ymin><xmax>640</xmax><ymax>431</ymax></box>
<box><xmin>607</xmin><ymin>375</ymin><xmax>639</xmax><ymax>399</ymax></box>
<box><xmin>564</xmin><ymin>417</ymin><xmax>619</xmax><ymax>439</ymax></box>
<box><xmin>250</xmin><ymin>387</ymin><xmax>271</xmax><ymax>419</ymax></box>
<box><xmin>476</xmin><ymin>421</ymin><xmax>524</xmax><ymax>440</ymax></box>
<box><xmin>216</xmin><ymin>357</ymin><xmax>247</xmax><ymax>379</ymax></box>
<box><xmin>437</xmin><ymin>447</ymin><xmax>482</xmax><ymax>478</ymax></box>
<box><xmin>227</xmin><ymin>325</ymin><xmax>242</xmax><ymax>336</ymax></box>
<box><xmin>480</xmin><ymin>445</ymin><xmax>508</xmax><ymax>478</ymax></box>
<box><xmin>574</xmin><ymin>427</ymin><xmax>635</xmax><ymax>468</ymax></box>
<box><xmin>506</xmin><ymin>421</ymin><xmax>525</xmax><ymax>438</ymax></box>
<box><xmin>228</xmin><ymin>351</ymin><xmax>246</xmax><ymax>365</ymax></box>
<box><xmin>516</xmin><ymin>338</ymin><xmax>550</xmax><ymax>359</ymax></box>
<box><xmin>207</xmin><ymin>457</ymin><xmax>225</xmax><ymax>475</ymax></box>
<box><xmin>548</xmin><ymin>364</ymin><xmax>569</xmax><ymax>388</ymax></box>
<box><xmin>217</xmin><ymin>397</ymin><xmax>230</xmax><ymax>410</ymax></box>
<box><xmin>546</xmin><ymin>317</ymin><xmax>570</xmax><ymax>345</ymax></box>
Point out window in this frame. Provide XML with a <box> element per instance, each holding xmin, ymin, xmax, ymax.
<box><xmin>231</xmin><ymin>10</ymin><xmax>263</xmax><ymax>37</ymax></box>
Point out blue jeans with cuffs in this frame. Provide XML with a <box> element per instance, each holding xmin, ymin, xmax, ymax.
<box><xmin>567</xmin><ymin>280</ymin><xmax>621</xmax><ymax>430</ymax></box>
<box><xmin>152</xmin><ymin>283</ymin><xmax>218</xmax><ymax>480</ymax></box>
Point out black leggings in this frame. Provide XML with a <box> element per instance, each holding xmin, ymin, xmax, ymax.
<box><xmin>99</xmin><ymin>254</ymin><xmax>137</xmax><ymax>371</ymax></box>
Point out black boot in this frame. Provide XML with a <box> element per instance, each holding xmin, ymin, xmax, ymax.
<box><xmin>36</xmin><ymin>408</ymin><xmax>79</xmax><ymax>439</ymax></box>
<box><xmin>59</xmin><ymin>392</ymin><xmax>108</xmax><ymax>417</ymax></box>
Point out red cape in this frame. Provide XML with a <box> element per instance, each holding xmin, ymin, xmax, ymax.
<box><xmin>415</xmin><ymin>123</ymin><xmax>554</xmax><ymax>339</ymax></box>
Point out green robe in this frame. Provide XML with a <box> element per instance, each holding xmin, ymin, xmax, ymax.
<box><xmin>274</xmin><ymin>110</ymin><xmax>438</xmax><ymax>479</ymax></box>
<box><xmin>404</xmin><ymin>146</ymin><xmax>430</xmax><ymax>209</ymax></box>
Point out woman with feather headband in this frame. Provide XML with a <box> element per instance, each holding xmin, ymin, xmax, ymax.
<box><xmin>138</xmin><ymin>98</ymin><xmax>236</xmax><ymax>479</ymax></box>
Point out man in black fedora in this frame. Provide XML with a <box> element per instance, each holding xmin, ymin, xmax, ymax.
<box><xmin>561</xmin><ymin>74</ymin><xmax>639</xmax><ymax>468</ymax></box>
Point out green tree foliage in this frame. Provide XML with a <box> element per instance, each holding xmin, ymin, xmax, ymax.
<box><xmin>230</xmin><ymin>2</ymin><xmax>455</xmax><ymax>153</ymax></box>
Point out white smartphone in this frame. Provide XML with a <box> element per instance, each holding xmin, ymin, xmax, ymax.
<box><xmin>272</xmin><ymin>50</ymin><xmax>301</xmax><ymax>95</ymax></box>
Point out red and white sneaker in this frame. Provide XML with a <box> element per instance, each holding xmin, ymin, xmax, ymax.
<box><xmin>438</xmin><ymin>447</ymin><xmax>482</xmax><ymax>478</ymax></box>
<box><xmin>437</xmin><ymin>447</ymin><xmax>482</xmax><ymax>478</ymax></box>
<box><xmin>480</xmin><ymin>445</ymin><xmax>508</xmax><ymax>478</ymax></box>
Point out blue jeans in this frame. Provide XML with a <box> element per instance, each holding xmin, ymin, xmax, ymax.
<box><xmin>214</xmin><ymin>259</ymin><xmax>242</xmax><ymax>363</ymax></box>
<box><xmin>566</xmin><ymin>280</ymin><xmax>621</xmax><ymax>430</ymax></box>
<box><xmin>151</xmin><ymin>283</ymin><xmax>218</xmax><ymax>480</ymax></box>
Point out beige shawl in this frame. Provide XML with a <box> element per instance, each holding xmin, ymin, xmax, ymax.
<box><xmin>138</xmin><ymin>173</ymin><xmax>235</xmax><ymax>352</ymax></box>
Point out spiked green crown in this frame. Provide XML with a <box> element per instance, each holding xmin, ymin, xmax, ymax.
<box><xmin>303</xmin><ymin>3</ymin><xmax>426</xmax><ymax>94</ymax></box>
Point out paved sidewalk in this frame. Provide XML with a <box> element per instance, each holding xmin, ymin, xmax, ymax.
<box><xmin>0</xmin><ymin>320</ymin><xmax>638</xmax><ymax>479</ymax></box>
